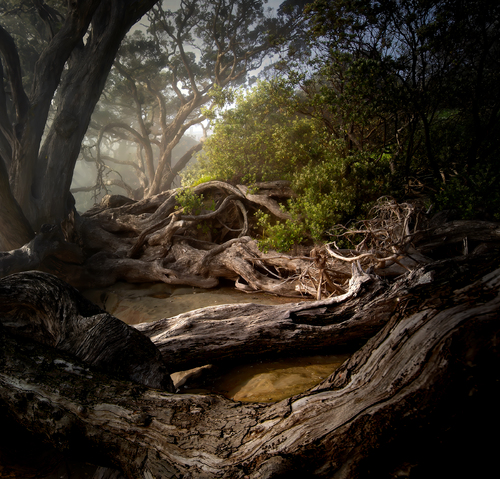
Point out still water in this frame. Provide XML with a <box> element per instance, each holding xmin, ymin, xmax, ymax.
<box><xmin>83</xmin><ymin>281</ymin><xmax>351</xmax><ymax>402</ymax></box>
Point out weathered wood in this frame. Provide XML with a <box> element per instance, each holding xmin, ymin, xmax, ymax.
<box><xmin>2</xmin><ymin>187</ymin><xmax>500</xmax><ymax>301</ymax></box>
<box><xmin>0</xmin><ymin>255</ymin><xmax>498</xmax><ymax>477</ymax></box>
<box><xmin>0</xmin><ymin>223</ymin><xmax>84</xmax><ymax>277</ymax></box>
<box><xmin>0</xmin><ymin>271</ymin><xmax>174</xmax><ymax>392</ymax></box>
<box><xmin>137</xmin><ymin>262</ymin><xmax>387</xmax><ymax>372</ymax></box>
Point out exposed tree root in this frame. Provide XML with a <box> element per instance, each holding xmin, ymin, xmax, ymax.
<box><xmin>0</xmin><ymin>254</ymin><xmax>498</xmax><ymax>477</ymax></box>
<box><xmin>1</xmin><ymin>185</ymin><xmax>500</xmax><ymax>300</ymax></box>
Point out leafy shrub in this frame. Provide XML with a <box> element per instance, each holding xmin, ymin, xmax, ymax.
<box><xmin>175</xmin><ymin>188</ymin><xmax>206</xmax><ymax>215</ymax></box>
<box><xmin>436</xmin><ymin>165</ymin><xmax>500</xmax><ymax>221</ymax></box>
<box><xmin>184</xmin><ymin>79</ymin><xmax>394</xmax><ymax>251</ymax></box>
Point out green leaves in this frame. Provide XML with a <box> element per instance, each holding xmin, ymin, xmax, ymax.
<box><xmin>175</xmin><ymin>188</ymin><xmax>206</xmax><ymax>215</ymax></box>
<box><xmin>185</xmin><ymin>79</ymin><xmax>314</xmax><ymax>185</ymax></box>
<box><xmin>185</xmin><ymin>0</ymin><xmax>500</xmax><ymax>253</ymax></box>
<box><xmin>184</xmin><ymin>78</ymin><xmax>393</xmax><ymax>250</ymax></box>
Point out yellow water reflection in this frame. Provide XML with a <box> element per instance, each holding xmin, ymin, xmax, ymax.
<box><xmin>186</xmin><ymin>354</ymin><xmax>350</xmax><ymax>403</ymax></box>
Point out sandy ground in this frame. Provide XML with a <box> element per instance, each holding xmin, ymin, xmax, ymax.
<box><xmin>81</xmin><ymin>281</ymin><xmax>302</xmax><ymax>325</ymax></box>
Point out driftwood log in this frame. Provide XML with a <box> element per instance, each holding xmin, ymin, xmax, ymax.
<box><xmin>0</xmin><ymin>252</ymin><xmax>499</xmax><ymax>477</ymax></box>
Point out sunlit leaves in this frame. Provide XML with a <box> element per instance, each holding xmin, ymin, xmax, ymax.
<box><xmin>184</xmin><ymin>78</ymin><xmax>315</xmax><ymax>185</ymax></box>
<box><xmin>183</xmin><ymin>78</ymin><xmax>393</xmax><ymax>250</ymax></box>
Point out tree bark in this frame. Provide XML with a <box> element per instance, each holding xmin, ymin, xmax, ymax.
<box><xmin>0</xmin><ymin>254</ymin><xmax>498</xmax><ymax>477</ymax></box>
<box><xmin>0</xmin><ymin>271</ymin><xmax>174</xmax><ymax>392</ymax></box>
<box><xmin>31</xmin><ymin>0</ymin><xmax>160</xmax><ymax>228</ymax></box>
<box><xmin>0</xmin><ymin>157</ymin><xmax>34</xmax><ymax>250</ymax></box>
<box><xmin>1</xmin><ymin>0</ymin><xmax>159</xmax><ymax>232</ymax></box>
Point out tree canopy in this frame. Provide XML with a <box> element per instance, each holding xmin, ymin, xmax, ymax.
<box><xmin>73</xmin><ymin>0</ymin><xmax>287</xmax><ymax>204</ymax></box>
<box><xmin>184</xmin><ymin>0</ymin><xmax>500</xmax><ymax>250</ymax></box>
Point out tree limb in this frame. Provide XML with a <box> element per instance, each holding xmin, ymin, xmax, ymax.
<box><xmin>0</xmin><ymin>24</ymin><xmax>29</xmax><ymax>123</ymax></box>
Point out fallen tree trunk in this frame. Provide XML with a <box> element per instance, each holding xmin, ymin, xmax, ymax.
<box><xmin>0</xmin><ymin>253</ymin><xmax>499</xmax><ymax>477</ymax></box>
<box><xmin>135</xmin><ymin>262</ymin><xmax>389</xmax><ymax>372</ymax></box>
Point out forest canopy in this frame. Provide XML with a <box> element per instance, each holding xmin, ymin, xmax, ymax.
<box><xmin>183</xmin><ymin>0</ymin><xmax>500</xmax><ymax>249</ymax></box>
<box><xmin>1</xmin><ymin>1</ymin><xmax>500</xmax><ymax>478</ymax></box>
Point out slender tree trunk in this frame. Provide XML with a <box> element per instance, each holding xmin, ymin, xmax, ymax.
<box><xmin>161</xmin><ymin>141</ymin><xmax>204</xmax><ymax>191</ymax></box>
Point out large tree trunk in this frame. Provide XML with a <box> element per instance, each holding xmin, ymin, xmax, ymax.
<box><xmin>0</xmin><ymin>158</ymin><xmax>34</xmax><ymax>250</ymax></box>
<box><xmin>1</xmin><ymin>0</ymin><xmax>159</xmax><ymax>232</ymax></box>
<box><xmin>31</xmin><ymin>0</ymin><xmax>159</xmax><ymax>228</ymax></box>
<box><xmin>0</xmin><ymin>253</ymin><xmax>498</xmax><ymax>477</ymax></box>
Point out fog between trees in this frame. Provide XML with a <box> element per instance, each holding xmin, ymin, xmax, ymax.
<box><xmin>0</xmin><ymin>1</ymin><xmax>499</xmax><ymax>477</ymax></box>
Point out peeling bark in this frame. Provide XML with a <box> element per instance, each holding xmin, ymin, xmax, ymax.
<box><xmin>0</xmin><ymin>254</ymin><xmax>498</xmax><ymax>477</ymax></box>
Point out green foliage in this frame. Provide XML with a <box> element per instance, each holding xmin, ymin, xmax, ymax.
<box><xmin>187</xmin><ymin>173</ymin><xmax>219</xmax><ymax>187</ymax></box>
<box><xmin>185</xmin><ymin>0</ymin><xmax>500</xmax><ymax>251</ymax></box>
<box><xmin>175</xmin><ymin>189</ymin><xmax>206</xmax><ymax>215</ymax></box>
<box><xmin>436</xmin><ymin>164</ymin><xmax>500</xmax><ymax>221</ymax></box>
<box><xmin>185</xmin><ymin>79</ymin><xmax>393</xmax><ymax>250</ymax></box>
<box><xmin>254</xmin><ymin>148</ymin><xmax>392</xmax><ymax>251</ymax></box>
<box><xmin>185</xmin><ymin>79</ymin><xmax>310</xmax><ymax>185</ymax></box>
<box><xmin>289</xmin><ymin>152</ymin><xmax>387</xmax><ymax>239</ymax></box>
<box><xmin>255</xmin><ymin>211</ymin><xmax>305</xmax><ymax>253</ymax></box>
<box><xmin>301</xmin><ymin>0</ymin><xmax>500</xmax><ymax>218</ymax></box>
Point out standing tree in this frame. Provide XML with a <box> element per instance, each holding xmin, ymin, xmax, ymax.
<box><xmin>186</xmin><ymin>0</ymin><xmax>500</xmax><ymax>254</ymax></box>
<box><xmin>76</xmin><ymin>0</ymin><xmax>284</xmax><ymax>201</ymax></box>
<box><xmin>0</xmin><ymin>0</ymin><xmax>160</xmax><ymax>244</ymax></box>
<box><xmin>304</xmin><ymin>0</ymin><xmax>500</xmax><ymax>216</ymax></box>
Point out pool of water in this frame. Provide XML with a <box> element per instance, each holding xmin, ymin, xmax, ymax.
<box><xmin>174</xmin><ymin>354</ymin><xmax>350</xmax><ymax>403</ymax></box>
<box><xmin>1</xmin><ymin>283</ymin><xmax>351</xmax><ymax>478</ymax></box>
<box><xmin>82</xmin><ymin>281</ymin><xmax>350</xmax><ymax>403</ymax></box>
<box><xmin>82</xmin><ymin>281</ymin><xmax>303</xmax><ymax>324</ymax></box>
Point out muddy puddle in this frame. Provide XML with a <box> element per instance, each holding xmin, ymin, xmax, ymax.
<box><xmin>173</xmin><ymin>354</ymin><xmax>350</xmax><ymax>403</ymax></box>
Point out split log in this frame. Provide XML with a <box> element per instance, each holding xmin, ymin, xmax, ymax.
<box><xmin>0</xmin><ymin>254</ymin><xmax>499</xmax><ymax>477</ymax></box>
